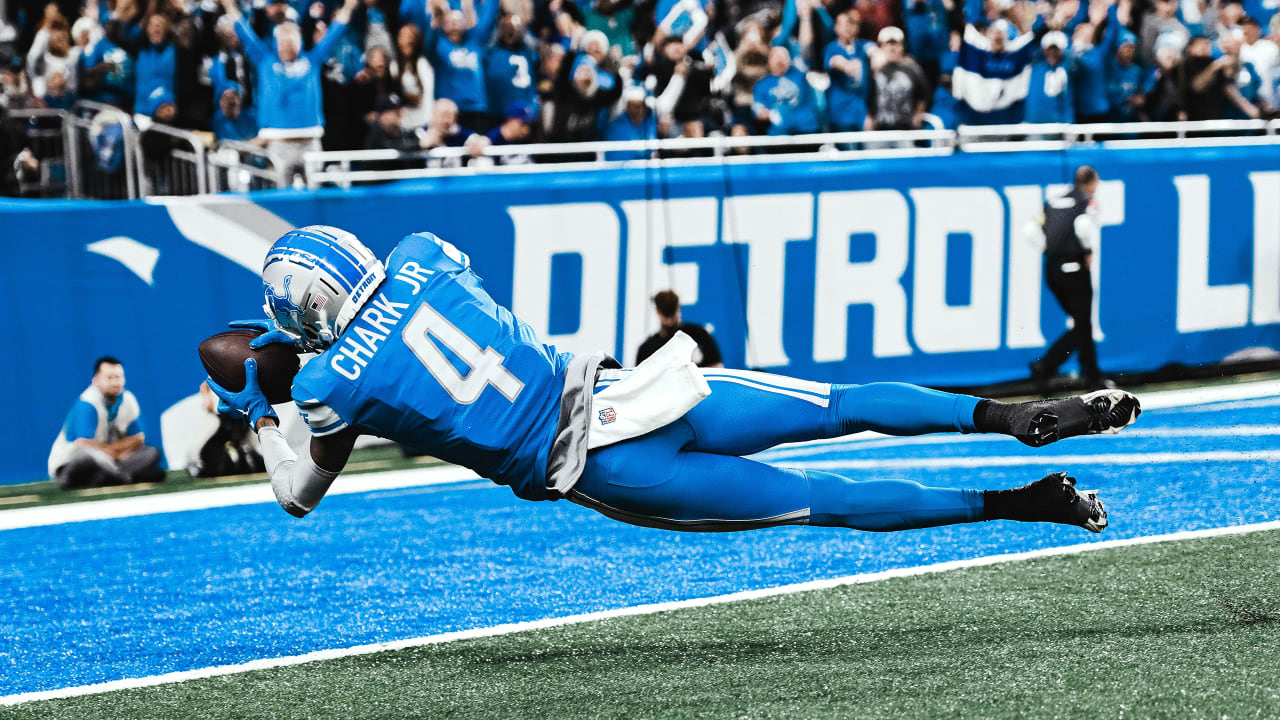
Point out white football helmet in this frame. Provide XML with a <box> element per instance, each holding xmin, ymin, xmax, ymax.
<box><xmin>261</xmin><ymin>225</ymin><xmax>385</xmax><ymax>352</ymax></box>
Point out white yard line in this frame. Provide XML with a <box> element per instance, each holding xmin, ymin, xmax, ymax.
<box><xmin>1154</xmin><ymin>396</ymin><xmax>1280</xmax><ymax>414</ymax></box>
<box><xmin>785</xmin><ymin>448</ymin><xmax>1280</xmax><ymax>472</ymax></box>
<box><xmin>4</xmin><ymin>519</ymin><xmax>1277</xmax><ymax>708</ymax></box>
<box><xmin>756</xmin><ymin>424</ymin><xmax>1280</xmax><ymax>461</ymax></box>
<box><xmin>756</xmin><ymin>379</ymin><xmax>1280</xmax><ymax>458</ymax></box>
<box><xmin>0</xmin><ymin>466</ymin><xmax>480</xmax><ymax>532</ymax></box>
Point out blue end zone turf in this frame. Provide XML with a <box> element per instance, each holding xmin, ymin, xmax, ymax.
<box><xmin>2</xmin><ymin>398</ymin><xmax>1278</xmax><ymax>696</ymax></box>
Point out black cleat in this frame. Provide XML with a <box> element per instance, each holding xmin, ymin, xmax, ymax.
<box><xmin>1011</xmin><ymin>389</ymin><xmax>1141</xmax><ymax>448</ymax></box>
<box><xmin>1032</xmin><ymin>472</ymin><xmax>1108</xmax><ymax>533</ymax></box>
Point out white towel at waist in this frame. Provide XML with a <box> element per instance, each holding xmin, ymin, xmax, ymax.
<box><xmin>588</xmin><ymin>331</ymin><xmax>712</xmax><ymax>450</ymax></box>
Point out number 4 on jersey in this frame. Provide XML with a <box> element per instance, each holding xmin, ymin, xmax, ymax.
<box><xmin>403</xmin><ymin>303</ymin><xmax>525</xmax><ymax>404</ymax></box>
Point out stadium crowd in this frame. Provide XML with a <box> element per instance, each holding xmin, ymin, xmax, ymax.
<box><xmin>1</xmin><ymin>0</ymin><xmax>1279</xmax><ymax>166</ymax></box>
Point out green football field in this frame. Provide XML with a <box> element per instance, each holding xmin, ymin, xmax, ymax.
<box><xmin>9</xmin><ymin>528</ymin><xmax>1277</xmax><ymax>720</ymax></box>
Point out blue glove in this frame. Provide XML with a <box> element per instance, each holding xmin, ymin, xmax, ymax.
<box><xmin>229</xmin><ymin>319</ymin><xmax>301</xmax><ymax>351</ymax></box>
<box><xmin>206</xmin><ymin>359</ymin><xmax>279</xmax><ymax>427</ymax></box>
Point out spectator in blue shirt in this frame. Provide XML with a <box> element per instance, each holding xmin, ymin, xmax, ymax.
<box><xmin>221</xmin><ymin>0</ymin><xmax>358</xmax><ymax>179</ymax></box>
<box><xmin>1024</xmin><ymin>30</ymin><xmax>1075</xmax><ymax>123</ymax></box>
<box><xmin>824</xmin><ymin>9</ymin><xmax>872</xmax><ymax>131</ymax></box>
<box><xmin>904</xmin><ymin>0</ymin><xmax>949</xmax><ymax>88</ymax></box>
<box><xmin>424</xmin><ymin>0</ymin><xmax>501</xmax><ymax>132</ymax></box>
<box><xmin>485</xmin><ymin>14</ymin><xmax>539</xmax><ymax>127</ymax></box>
<box><xmin>604</xmin><ymin>85</ymin><xmax>657</xmax><ymax>159</ymax></box>
<box><xmin>752</xmin><ymin>45</ymin><xmax>820</xmax><ymax>134</ymax></box>
<box><xmin>209</xmin><ymin>15</ymin><xmax>254</xmax><ymax>129</ymax></box>
<box><xmin>47</xmin><ymin>356</ymin><xmax>163</xmax><ymax>489</ymax></box>
<box><xmin>106</xmin><ymin>8</ymin><xmax>176</xmax><ymax>117</ymax></box>
<box><xmin>212</xmin><ymin>80</ymin><xmax>257</xmax><ymax>139</ymax></box>
<box><xmin>77</xmin><ymin>19</ymin><xmax>133</xmax><ymax>107</ymax></box>
<box><xmin>1108</xmin><ymin>30</ymin><xmax>1144</xmax><ymax>120</ymax></box>
<box><xmin>1070</xmin><ymin>2</ymin><xmax>1123</xmax><ymax>123</ymax></box>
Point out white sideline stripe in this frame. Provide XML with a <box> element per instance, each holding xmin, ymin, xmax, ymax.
<box><xmin>1136</xmin><ymin>380</ymin><xmax>1280</xmax><ymax>410</ymax></box>
<box><xmin>4</xmin><ymin>519</ymin><xmax>1277</xmax><ymax>708</ymax></box>
<box><xmin>756</xmin><ymin>424</ymin><xmax>1280</xmax><ymax>461</ymax></box>
<box><xmin>0</xmin><ymin>466</ymin><xmax>480</xmax><ymax>532</ymax></box>
<box><xmin>3</xmin><ymin>380</ymin><xmax>1274</xmax><ymax>531</ymax></box>
<box><xmin>757</xmin><ymin>379</ymin><xmax>1280</xmax><ymax>457</ymax></box>
<box><xmin>786</xmin><ymin>448</ymin><xmax>1280</xmax><ymax>471</ymax></box>
<box><xmin>1156</xmin><ymin>396</ymin><xmax>1280</xmax><ymax>414</ymax></box>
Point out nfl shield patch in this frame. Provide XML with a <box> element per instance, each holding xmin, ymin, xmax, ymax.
<box><xmin>598</xmin><ymin>407</ymin><xmax>617</xmax><ymax>425</ymax></box>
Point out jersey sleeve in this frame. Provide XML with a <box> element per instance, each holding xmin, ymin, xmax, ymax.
<box><xmin>387</xmin><ymin>232</ymin><xmax>472</xmax><ymax>277</ymax></box>
<box><xmin>294</xmin><ymin>396</ymin><xmax>350</xmax><ymax>436</ymax></box>
<box><xmin>66</xmin><ymin>401</ymin><xmax>98</xmax><ymax>441</ymax></box>
<box><xmin>292</xmin><ymin>371</ymin><xmax>353</xmax><ymax>437</ymax></box>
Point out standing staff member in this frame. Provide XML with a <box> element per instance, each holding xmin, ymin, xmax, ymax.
<box><xmin>1030</xmin><ymin>166</ymin><xmax>1109</xmax><ymax>389</ymax></box>
<box><xmin>636</xmin><ymin>290</ymin><xmax>723</xmax><ymax>368</ymax></box>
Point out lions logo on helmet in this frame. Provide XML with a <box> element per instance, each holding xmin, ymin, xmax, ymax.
<box><xmin>261</xmin><ymin>225</ymin><xmax>386</xmax><ymax>353</ymax></box>
<box><xmin>264</xmin><ymin>275</ymin><xmax>302</xmax><ymax>321</ymax></box>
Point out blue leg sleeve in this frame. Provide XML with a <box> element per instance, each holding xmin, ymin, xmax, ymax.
<box><xmin>827</xmin><ymin>383</ymin><xmax>981</xmax><ymax>437</ymax></box>
<box><xmin>684</xmin><ymin>370</ymin><xmax>982</xmax><ymax>456</ymax></box>
<box><xmin>574</xmin><ymin>423</ymin><xmax>985</xmax><ymax>533</ymax></box>
<box><xmin>804</xmin><ymin>470</ymin><xmax>984</xmax><ymax>531</ymax></box>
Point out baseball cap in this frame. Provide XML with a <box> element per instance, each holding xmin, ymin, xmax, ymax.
<box><xmin>877</xmin><ymin>26</ymin><xmax>904</xmax><ymax>43</ymax></box>
<box><xmin>506</xmin><ymin>101</ymin><xmax>536</xmax><ymax>122</ymax></box>
<box><xmin>623</xmin><ymin>85</ymin><xmax>647</xmax><ymax>102</ymax></box>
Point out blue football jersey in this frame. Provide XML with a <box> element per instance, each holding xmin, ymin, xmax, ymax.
<box><xmin>291</xmin><ymin>232</ymin><xmax>574</xmax><ymax>501</ymax></box>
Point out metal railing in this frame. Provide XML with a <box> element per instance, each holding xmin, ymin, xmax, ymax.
<box><xmin>297</xmin><ymin>118</ymin><xmax>1280</xmax><ymax>189</ymax></box>
<box><xmin>135</xmin><ymin>122</ymin><xmax>209</xmax><ymax>196</ymax></box>
<box><xmin>301</xmin><ymin>128</ymin><xmax>957</xmax><ymax>188</ymax></box>
<box><xmin>9</xmin><ymin>108</ymin><xmax>69</xmax><ymax>197</ymax></box>
<box><xmin>208</xmin><ymin>140</ymin><xmax>287</xmax><ymax>193</ymax></box>
<box><xmin>64</xmin><ymin>100</ymin><xmax>139</xmax><ymax>199</ymax></box>
<box><xmin>28</xmin><ymin>115</ymin><xmax>1280</xmax><ymax>196</ymax></box>
<box><xmin>956</xmin><ymin>119</ymin><xmax>1280</xmax><ymax>152</ymax></box>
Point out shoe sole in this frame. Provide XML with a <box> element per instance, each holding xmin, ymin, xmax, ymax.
<box><xmin>1080</xmin><ymin>389</ymin><xmax>1142</xmax><ymax>435</ymax></box>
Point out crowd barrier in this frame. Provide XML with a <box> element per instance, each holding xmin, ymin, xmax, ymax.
<box><xmin>5</xmin><ymin>142</ymin><xmax>1279</xmax><ymax>484</ymax></box>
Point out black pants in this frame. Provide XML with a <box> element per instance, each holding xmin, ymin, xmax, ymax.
<box><xmin>1038</xmin><ymin>261</ymin><xmax>1100</xmax><ymax>381</ymax></box>
<box><xmin>55</xmin><ymin>446</ymin><xmax>164</xmax><ymax>489</ymax></box>
<box><xmin>195</xmin><ymin>417</ymin><xmax>265</xmax><ymax>478</ymax></box>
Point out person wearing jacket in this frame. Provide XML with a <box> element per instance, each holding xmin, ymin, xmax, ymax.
<box><xmin>220</xmin><ymin>0</ymin><xmax>358</xmax><ymax>181</ymax></box>
<box><xmin>1107</xmin><ymin>29</ymin><xmax>1144</xmax><ymax>120</ymax></box>
<box><xmin>1070</xmin><ymin>2</ymin><xmax>1123</xmax><ymax>123</ymax></box>
<box><xmin>1024</xmin><ymin>30</ymin><xmax>1075</xmax><ymax>123</ymax></box>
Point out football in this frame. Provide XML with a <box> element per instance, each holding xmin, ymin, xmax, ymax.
<box><xmin>197</xmin><ymin>329</ymin><xmax>300</xmax><ymax>405</ymax></box>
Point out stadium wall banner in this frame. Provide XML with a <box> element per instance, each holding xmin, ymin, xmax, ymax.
<box><xmin>7</xmin><ymin>144</ymin><xmax>1280</xmax><ymax>484</ymax></box>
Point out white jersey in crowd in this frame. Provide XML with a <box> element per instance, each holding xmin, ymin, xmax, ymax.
<box><xmin>1240</xmin><ymin>38</ymin><xmax>1280</xmax><ymax>104</ymax></box>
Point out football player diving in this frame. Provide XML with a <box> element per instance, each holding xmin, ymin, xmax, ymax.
<box><xmin>207</xmin><ymin>225</ymin><xmax>1141</xmax><ymax>534</ymax></box>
